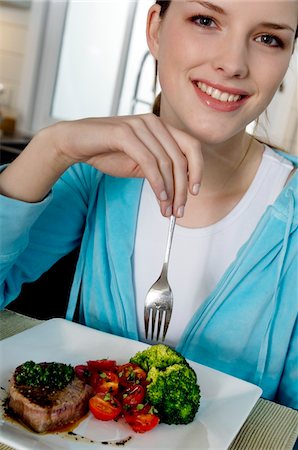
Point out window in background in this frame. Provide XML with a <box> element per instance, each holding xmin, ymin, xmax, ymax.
<box><xmin>52</xmin><ymin>0</ymin><xmax>136</xmax><ymax>120</ymax></box>
<box><xmin>22</xmin><ymin>0</ymin><xmax>155</xmax><ymax>134</ymax></box>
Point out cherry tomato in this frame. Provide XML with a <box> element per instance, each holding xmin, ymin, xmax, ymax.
<box><xmin>89</xmin><ymin>393</ymin><xmax>121</xmax><ymax>421</ymax></box>
<box><xmin>121</xmin><ymin>384</ymin><xmax>145</xmax><ymax>408</ymax></box>
<box><xmin>87</xmin><ymin>359</ymin><xmax>117</xmax><ymax>372</ymax></box>
<box><xmin>74</xmin><ymin>364</ymin><xmax>90</xmax><ymax>382</ymax></box>
<box><xmin>117</xmin><ymin>363</ymin><xmax>147</xmax><ymax>387</ymax></box>
<box><xmin>124</xmin><ymin>404</ymin><xmax>160</xmax><ymax>433</ymax></box>
<box><xmin>90</xmin><ymin>370</ymin><xmax>119</xmax><ymax>395</ymax></box>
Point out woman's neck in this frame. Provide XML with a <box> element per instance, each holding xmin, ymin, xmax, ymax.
<box><xmin>177</xmin><ymin>133</ymin><xmax>265</xmax><ymax>228</ymax></box>
<box><xmin>199</xmin><ymin>132</ymin><xmax>260</xmax><ymax>193</ymax></box>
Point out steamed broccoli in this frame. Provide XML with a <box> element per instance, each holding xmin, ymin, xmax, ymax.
<box><xmin>130</xmin><ymin>344</ymin><xmax>201</xmax><ymax>425</ymax></box>
<box><xmin>130</xmin><ymin>343</ymin><xmax>186</xmax><ymax>371</ymax></box>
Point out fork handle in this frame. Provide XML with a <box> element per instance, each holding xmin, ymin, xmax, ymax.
<box><xmin>164</xmin><ymin>215</ymin><xmax>176</xmax><ymax>268</ymax></box>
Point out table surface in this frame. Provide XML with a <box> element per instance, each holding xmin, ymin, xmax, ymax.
<box><xmin>0</xmin><ymin>309</ymin><xmax>297</xmax><ymax>450</ymax></box>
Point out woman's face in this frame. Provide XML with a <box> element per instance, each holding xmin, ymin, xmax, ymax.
<box><xmin>147</xmin><ymin>0</ymin><xmax>297</xmax><ymax>145</ymax></box>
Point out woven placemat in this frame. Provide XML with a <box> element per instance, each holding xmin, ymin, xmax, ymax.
<box><xmin>0</xmin><ymin>310</ymin><xmax>42</xmax><ymax>340</ymax></box>
<box><xmin>229</xmin><ymin>398</ymin><xmax>298</xmax><ymax>450</ymax></box>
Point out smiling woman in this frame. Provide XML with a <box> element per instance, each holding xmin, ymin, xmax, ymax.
<box><xmin>153</xmin><ymin>0</ymin><xmax>297</xmax><ymax>150</ymax></box>
<box><xmin>151</xmin><ymin>0</ymin><xmax>297</xmax><ymax>144</ymax></box>
<box><xmin>0</xmin><ymin>0</ymin><xmax>297</xmax><ymax>412</ymax></box>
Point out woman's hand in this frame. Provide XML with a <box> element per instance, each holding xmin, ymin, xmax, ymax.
<box><xmin>0</xmin><ymin>113</ymin><xmax>203</xmax><ymax>216</ymax></box>
<box><xmin>55</xmin><ymin>114</ymin><xmax>203</xmax><ymax>217</ymax></box>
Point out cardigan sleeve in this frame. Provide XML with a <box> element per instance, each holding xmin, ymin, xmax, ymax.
<box><xmin>0</xmin><ymin>163</ymin><xmax>101</xmax><ymax>309</ymax></box>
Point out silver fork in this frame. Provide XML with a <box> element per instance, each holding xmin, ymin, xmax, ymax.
<box><xmin>144</xmin><ymin>214</ymin><xmax>176</xmax><ymax>341</ymax></box>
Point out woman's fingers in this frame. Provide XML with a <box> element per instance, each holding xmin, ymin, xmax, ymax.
<box><xmin>143</xmin><ymin>115</ymin><xmax>203</xmax><ymax>217</ymax></box>
<box><xmin>113</xmin><ymin>121</ymin><xmax>171</xmax><ymax>209</ymax></box>
<box><xmin>117</xmin><ymin>114</ymin><xmax>203</xmax><ymax>217</ymax></box>
<box><xmin>143</xmin><ymin>115</ymin><xmax>189</xmax><ymax>217</ymax></box>
<box><xmin>166</xmin><ymin>123</ymin><xmax>204</xmax><ymax>198</ymax></box>
<box><xmin>122</xmin><ymin>116</ymin><xmax>176</xmax><ymax>216</ymax></box>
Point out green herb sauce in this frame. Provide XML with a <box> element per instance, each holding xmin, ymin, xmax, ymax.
<box><xmin>15</xmin><ymin>361</ymin><xmax>74</xmax><ymax>390</ymax></box>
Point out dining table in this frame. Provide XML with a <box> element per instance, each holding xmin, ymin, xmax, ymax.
<box><xmin>0</xmin><ymin>309</ymin><xmax>297</xmax><ymax>450</ymax></box>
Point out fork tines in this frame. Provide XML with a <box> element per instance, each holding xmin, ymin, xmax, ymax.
<box><xmin>144</xmin><ymin>307</ymin><xmax>172</xmax><ymax>342</ymax></box>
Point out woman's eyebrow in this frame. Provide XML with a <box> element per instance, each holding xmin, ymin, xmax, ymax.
<box><xmin>188</xmin><ymin>2</ymin><xmax>296</xmax><ymax>34</ymax></box>
<box><xmin>259</xmin><ymin>22</ymin><xmax>295</xmax><ymax>33</ymax></box>
<box><xmin>189</xmin><ymin>1</ymin><xmax>226</xmax><ymax>15</ymax></box>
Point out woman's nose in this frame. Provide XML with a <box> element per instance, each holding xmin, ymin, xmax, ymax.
<box><xmin>212</xmin><ymin>37</ymin><xmax>249</xmax><ymax>79</ymax></box>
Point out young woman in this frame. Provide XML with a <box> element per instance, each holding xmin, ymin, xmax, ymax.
<box><xmin>0</xmin><ymin>1</ymin><xmax>297</xmax><ymax>409</ymax></box>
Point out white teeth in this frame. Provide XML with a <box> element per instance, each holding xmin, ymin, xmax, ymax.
<box><xmin>212</xmin><ymin>89</ymin><xmax>222</xmax><ymax>100</ymax></box>
<box><xmin>196</xmin><ymin>82</ymin><xmax>241</xmax><ymax>103</ymax></box>
<box><xmin>228</xmin><ymin>94</ymin><xmax>237</xmax><ymax>102</ymax></box>
<box><xmin>219</xmin><ymin>92</ymin><xmax>229</xmax><ymax>102</ymax></box>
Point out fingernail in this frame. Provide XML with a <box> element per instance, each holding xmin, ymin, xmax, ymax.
<box><xmin>192</xmin><ymin>183</ymin><xmax>200</xmax><ymax>195</ymax></box>
<box><xmin>165</xmin><ymin>206</ymin><xmax>172</xmax><ymax>217</ymax></box>
<box><xmin>160</xmin><ymin>190</ymin><xmax>168</xmax><ymax>201</ymax></box>
<box><xmin>176</xmin><ymin>205</ymin><xmax>185</xmax><ymax>218</ymax></box>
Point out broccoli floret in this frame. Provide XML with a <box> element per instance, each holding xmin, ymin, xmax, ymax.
<box><xmin>130</xmin><ymin>345</ymin><xmax>201</xmax><ymax>425</ymax></box>
<box><xmin>130</xmin><ymin>343</ymin><xmax>186</xmax><ymax>371</ymax></box>
<box><xmin>146</xmin><ymin>366</ymin><xmax>165</xmax><ymax>406</ymax></box>
<box><xmin>158</xmin><ymin>364</ymin><xmax>200</xmax><ymax>424</ymax></box>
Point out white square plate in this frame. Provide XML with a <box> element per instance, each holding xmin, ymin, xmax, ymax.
<box><xmin>0</xmin><ymin>318</ymin><xmax>262</xmax><ymax>450</ymax></box>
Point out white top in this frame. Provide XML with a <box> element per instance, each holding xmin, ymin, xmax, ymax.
<box><xmin>133</xmin><ymin>147</ymin><xmax>293</xmax><ymax>347</ymax></box>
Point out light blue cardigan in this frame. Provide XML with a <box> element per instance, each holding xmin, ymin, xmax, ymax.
<box><xmin>0</xmin><ymin>150</ymin><xmax>297</xmax><ymax>409</ymax></box>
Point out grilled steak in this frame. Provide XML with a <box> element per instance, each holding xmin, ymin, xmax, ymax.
<box><xmin>8</xmin><ymin>362</ymin><xmax>93</xmax><ymax>433</ymax></box>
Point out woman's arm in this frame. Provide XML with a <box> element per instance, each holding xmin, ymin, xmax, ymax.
<box><xmin>0</xmin><ymin>126</ymin><xmax>71</xmax><ymax>203</ymax></box>
<box><xmin>0</xmin><ymin>163</ymin><xmax>97</xmax><ymax>309</ymax></box>
<box><xmin>0</xmin><ymin>114</ymin><xmax>203</xmax><ymax>216</ymax></box>
<box><xmin>0</xmin><ymin>114</ymin><xmax>202</xmax><ymax>308</ymax></box>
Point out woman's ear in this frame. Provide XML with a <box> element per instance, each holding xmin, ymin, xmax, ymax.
<box><xmin>146</xmin><ymin>4</ymin><xmax>162</xmax><ymax>60</ymax></box>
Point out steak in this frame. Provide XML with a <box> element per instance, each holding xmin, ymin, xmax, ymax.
<box><xmin>8</xmin><ymin>362</ymin><xmax>94</xmax><ymax>433</ymax></box>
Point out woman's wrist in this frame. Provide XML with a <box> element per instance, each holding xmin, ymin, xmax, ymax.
<box><xmin>0</xmin><ymin>124</ymin><xmax>74</xmax><ymax>202</ymax></box>
<box><xmin>37</xmin><ymin>122</ymin><xmax>78</xmax><ymax>172</ymax></box>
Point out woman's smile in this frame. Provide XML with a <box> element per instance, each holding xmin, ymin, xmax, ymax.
<box><xmin>192</xmin><ymin>80</ymin><xmax>250</xmax><ymax>112</ymax></box>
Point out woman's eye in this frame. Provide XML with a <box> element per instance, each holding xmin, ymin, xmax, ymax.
<box><xmin>191</xmin><ymin>15</ymin><xmax>217</xmax><ymax>28</ymax></box>
<box><xmin>256</xmin><ymin>34</ymin><xmax>283</xmax><ymax>48</ymax></box>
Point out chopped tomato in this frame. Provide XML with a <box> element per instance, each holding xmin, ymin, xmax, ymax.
<box><xmin>89</xmin><ymin>393</ymin><xmax>121</xmax><ymax>421</ymax></box>
<box><xmin>90</xmin><ymin>370</ymin><xmax>119</xmax><ymax>395</ymax></box>
<box><xmin>81</xmin><ymin>357</ymin><xmax>160</xmax><ymax>433</ymax></box>
<box><xmin>124</xmin><ymin>404</ymin><xmax>160</xmax><ymax>433</ymax></box>
<box><xmin>87</xmin><ymin>359</ymin><xmax>117</xmax><ymax>372</ymax></box>
<box><xmin>121</xmin><ymin>384</ymin><xmax>145</xmax><ymax>408</ymax></box>
<box><xmin>117</xmin><ymin>363</ymin><xmax>147</xmax><ymax>387</ymax></box>
<box><xmin>74</xmin><ymin>364</ymin><xmax>90</xmax><ymax>382</ymax></box>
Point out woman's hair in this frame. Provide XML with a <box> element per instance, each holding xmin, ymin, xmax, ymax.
<box><xmin>152</xmin><ymin>0</ymin><xmax>297</xmax><ymax>117</ymax></box>
<box><xmin>155</xmin><ymin>1</ymin><xmax>171</xmax><ymax>17</ymax></box>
